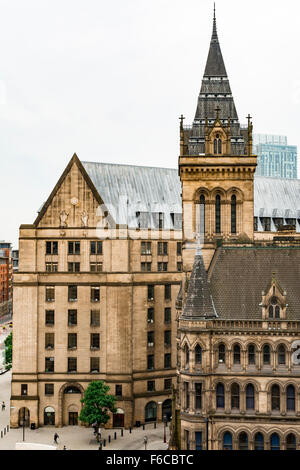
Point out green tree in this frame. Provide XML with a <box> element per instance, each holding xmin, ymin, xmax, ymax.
<box><xmin>4</xmin><ymin>332</ymin><xmax>12</xmax><ymax>370</ymax></box>
<box><xmin>79</xmin><ymin>380</ymin><xmax>117</xmax><ymax>433</ymax></box>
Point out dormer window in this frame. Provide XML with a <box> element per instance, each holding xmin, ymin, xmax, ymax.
<box><xmin>214</xmin><ymin>134</ymin><xmax>222</xmax><ymax>154</ymax></box>
<box><xmin>268</xmin><ymin>297</ymin><xmax>280</xmax><ymax>319</ymax></box>
<box><xmin>261</xmin><ymin>274</ymin><xmax>287</xmax><ymax>320</ymax></box>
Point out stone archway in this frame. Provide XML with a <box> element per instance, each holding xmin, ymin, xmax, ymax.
<box><xmin>58</xmin><ymin>382</ymin><xmax>85</xmax><ymax>427</ymax></box>
<box><xmin>18</xmin><ymin>407</ymin><xmax>30</xmax><ymax>427</ymax></box>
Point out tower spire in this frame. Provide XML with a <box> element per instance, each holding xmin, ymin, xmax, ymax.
<box><xmin>212</xmin><ymin>3</ymin><xmax>217</xmax><ymax>41</ymax></box>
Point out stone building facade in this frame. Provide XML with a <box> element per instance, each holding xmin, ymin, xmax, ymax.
<box><xmin>176</xmin><ymin>9</ymin><xmax>300</xmax><ymax>451</ymax></box>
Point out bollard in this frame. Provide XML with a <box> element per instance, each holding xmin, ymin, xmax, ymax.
<box><xmin>103</xmin><ymin>439</ymin><xmax>106</xmax><ymax>447</ymax></box>
<box><xmin>1</xmin><ymin>431</ymin><xmax>3</xmax><ymax>438</ymax></box>
<box><xmin>108</xmin><ymin>435</ymin><xmax>111</xmax><ymax>443</ymax></box>
<box><xmin>4</xmin><ymin>429</ymin><xmax>6</xmax><ymax>435</ymax></box>
<box><xmin>142</xmin><ymin>424</ymin><xmax>145</xmax><ymax>430</ymax></box>
<box><xmin>154</xmin><ymin>422</ymin><xmax>156</xmax><ymax>429</ymax></box>
<box><xmin>129</xmin><ymin>427</ymin><xmax>132</xmax><ymax>434</ymax></box>
<box><xmin>114</xmin><ymin>431</ymin><xmax>117</xmax><ymax>440</ymax></box>
<box><xmin>121</xmin><ymin>429</ymin><xmax>123</xmax><ymax>437</ymax></box>
<box><xmin>7</xmin><ymin>425</ymin><xmax>9</xmax><ymax>432</ymax></box>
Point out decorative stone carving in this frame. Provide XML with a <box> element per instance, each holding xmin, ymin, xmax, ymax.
<box><xmin>59</xmin><ymin>210</ymin><xmax>69</xmax><ymax>227</ymax></box>
<box><xmin>81</xmin><ymin>210</ymin><xmax>89</xmax><ymax>227</ymax></box>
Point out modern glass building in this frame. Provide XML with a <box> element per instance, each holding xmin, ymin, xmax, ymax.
<box><xmin>253</xmin><ymin>134</ymin><xmax>297</xmax><ymax>179</ymax></box>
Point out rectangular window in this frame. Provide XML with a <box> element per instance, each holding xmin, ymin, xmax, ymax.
<box><xmin>164</xmin><ymin>353</ymin><xmax>171</xmax><ymax>369</ymax></box>
<box><xmin>185</xmin><ymin>430</ymin><xmax>190</xmax><ymax>450</ymax></box>
<box><xmin>45</xmin><ymin>357</ymin><xmax>54</xmax><ymax>373</ymax></box>
<box><xmin>254</xmin><ymin>217</ymin><xmax>258</xmax><ymax>231</ymax></box>
<box><xmin>147</xmin><ymin>331</ymin><xmax>154</xmax><ymax>347</ymax></box>
<box><xmin>90</xmin><ymin>241</ymin><xmax>103</xmax><ymax>255</ymax></box>
<box><xmin>147</xmin><ymin>380</ymin><xmax>155</xmax><ymax>392</ymax></box>
<box><xmin>147</xmin><ymin>308</ymin><xmax>154</xmax><ymax>324</ymax></box>
<box><xmin>177</xmin><ymin>242</ymin><xmax>182</xmax><ymax>256</ymax></box>
<box><xmin>68</xmin><ymin>285</ymin><xmax>77</xmax><ymax>302</ymax></box>
<box><xmin>141</xmin><ymin>262</ymin><xmax>151</xmax><ymax>272</ymax></box>
<box><xmin>260</xmin><ymin>217</ymin><xmax>271</xmax><ymax>231</ymax></box>
<box><xmin>90</xmin><ymin>310</ymin><xmax>100</xmax><ymax>326</ymax></box>
<box><xmin>164</xmin><ymin>307</ymin><xmax>171</xmax><ymax>324</ymax></box>
<box><xmin>164</xmin><ymin>330</ymin><xmax>171</xmax><ymax>347</ymax></box>
<box><xmin>91</xmin><ymin>333</ymin><xmax>100</xmax><ymax>349</ymax></box>
<box><xmin>159</xmin><ymin>212</ymin><xmax>164</xmax><ymax>229</ymax></box>
<box><xmin>68</xmin><ymin>309</ymin><xmax>77</xmax><ymax>326</ymax></box>
<box><xmin>147</xmin><ymin>285</ymin><xmax>154</xmax><ymax>301</ymax></box>
<box><xmin>68</xmin><ymin>262</ymin><xmax>80</xmax><ymax>272</ymax></box>
<box><xmin>45</xmin><ymin>310</ymin><xmax>54</xmax><ymax>325</ymax></box>
<box><xmin>68</xmin><ymin>333</ymin><xmax>77</xmax><ymax>349</ymax></box>
<box><xmin>158</xmin><ymin>262</ymin><xmax>168</xmax><ymax>272</ymax></box>
<box><xmin>45</xmin><ymin>333</ymin><xmax>54</xmax><ymax>349</ymax></box>
<box><xmin>195</xmin><ymin>431</ymin><xmax>202</xmax><ymax>451</ymax></box>
<box><xmin>115</xmin><ymin>384</ymin><xmax>122</xmax><ymax>396</ymax></box>
<box><xmin>90</xmin><ymin>263</ymin><xmax>103</xmax><ymax>272</ymax></box>
<box><xmin>68</xmin><ymin>241</ymin><xmax>80</xmax><ymax>255</ymax></box>
<box><xmin>184</xmin><ymin>382</ymin><xmax>190</xmax><ymax>409</ymax></box>
<box><xmin>158</xmin><ymin>242</ymin><xmax>168</xmax><ymax>255</ymax></box>
<box><xmin>141</xmin><ymin>241</ymin><xmax>151</xmax><ymax>255</ymax></box>
<box><xmin>46</xmin><ymin>262</ymin><xmax>58</xmax><ymax>272</ymax></box>
<box><xmin>147</xmin><ymin>354</ymin><xmax>154</xmax><ymax>370</ymax></box>
<box><xmin>21</xmin><ymin>384</ymin><xmax>28</xmax><ymax>396</ymax></box>
<box><xmin>195</xmin><ymin>383</ymin><xmax>202</xmax><ymax>409</ymax></box>
<box><xmin>164</xmin><ymin>379</ymin><xmax>172</xmax><ymax>390</ymax></box>
<box><xmin>46</xmin><ymin>241</ymin><xmax>58</xmax><ymax>255</ymax></box>
<box><xmin>165</xmin><ymin>284</ymin><xmax>171</xmax><ymax>300</ymax></box>
<box><xmin>91</xmin><ymin>287</ymin><xmax>100</xmax><ymax>302</ymax></box>
<box><xmin>46</xmin><ymin>286</ymin><xmax>55</xmax><ymax>302</ymax></box>
<box><xmin>68</xmin><ymin>357</ymin><xmax>77</xmax><ymax>372</ymax></box>
<box><xmin>45</xmin><ymin>384</ymin><xmax>54</xmax><ymax>395</ymax></box>
<box><xmin>90</xmin><ymin>357</ymin><xmax>100</xmax><ymax>373</ymax></box>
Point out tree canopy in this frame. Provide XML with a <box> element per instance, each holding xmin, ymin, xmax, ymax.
<box><xmin>79</xmin><ymin>380</ymin><xmax>117</xmax><ymax>427</ymax></box>
<box><xmin>4</xmin><ymin>332</ymin><xmax>12</xmax><ymax>370</ymax></box>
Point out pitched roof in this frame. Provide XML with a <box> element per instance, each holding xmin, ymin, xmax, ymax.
<box><xmin>208</xmin><ymin>246</ymin><xmax>300</xmax><ymax>320</ymax></box>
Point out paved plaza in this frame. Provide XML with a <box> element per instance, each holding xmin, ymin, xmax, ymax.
<box><xmin>0</xmin><ymin>369</ymin><xmax>170</xmax><ymax>451</ymax></box>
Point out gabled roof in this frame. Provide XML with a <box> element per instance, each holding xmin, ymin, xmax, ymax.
<box><xmin>208</xmin><ymin>246</ymin><xmax>300</xmax><ymax>320</ymax></box>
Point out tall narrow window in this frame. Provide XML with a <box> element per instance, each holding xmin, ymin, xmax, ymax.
<box><xmin>270</xmin><ymin>433</ymin><xmax>280</xmax><ymax>450</ymax></box>
<box><xmin>246</xmin><ymin>383</ymin><xmax>255</xmax><ymax>410</ymax></box>
<box><xmin>233</xmin><ymin>344</ymin><xmax>240</xmax><ymax>364</ymax></box>
<box><xmin>231</xmin><ymin>383</ymin><xmax>240</xmax><ymax>409</ymax></box>
<box><xmin>286</xmin><ymin>385</ymin><xmax>295</xmax><ymax>411</ymax></box>
<box><xmin>215</xmin><ymin>195</ymin><xmax>221</xmax><ymax>233</ymax></box>
<box><xmin>218</xmin><ymin>343</ymin><xmax>226</xmax><ymax>363</ymax></box>
<box><xmin>223</xmin><ymin>432</ymin><xmax>232</xmax><ymax>450</ymax></box>
<box><xmin>271</xmin><ymin>384</ymin><xmax>280</xmax><ymax>411</ymax></box>
<box><xmin>254</xmin><ymin>432</ymin><xmax>264</xmax><ymax>450</ymax></box>
<box><xmin>195</xmin><ymin>345</ymin><xmax>202</xmax><ymax>365</ymax></box>
<box><xmin>216</xmin><ymin>383</ymin><xmax>225</xmax><ymax>409</ymax></box>
<box><xmin>286</xmin><ymin>434</ymin><xmax>296</xmax><ymax>450</ymax></box>
<box><xmin>231</xmin><ymin>195</ymin><xmax>236</xmax><ymax>234</ymax></box>
<box><xmin>200</xmin><ymin>195</ymin><xmax>205</xmax><ymax>237</ymax></box>
<box><xmin>213</xmin><ymin>134</ymin><xmax>222</xmax><ymax>155</ymax></box>
<box><xmin>238</xmin><ymin>432</ymin><xmax>248</xmax><ymax>450</ymax></box>
<box><xmin>278</xmin><ymin>344</ymin><xmax>286</xmax><ymax>365</ymax></box>
<box><xmin>248</xmin><ymin>344</ymin><xmax>256</xmax><ymax>365</ymax></box>
<box><xmin>263</xmin><ymin>344</ymin><xmax>271</xmax><ymax>365</ymax></box>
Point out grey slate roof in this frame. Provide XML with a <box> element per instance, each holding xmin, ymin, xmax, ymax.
<box><xmin>80</xmin><ymin>160</ymin><xmax>300</xmax><ymax>229</ymax></box>
<box><xmin>187</xmin><ymin>9</ymin><xmax>245</xmax><ymax>156</ymax></box>
<box><xmin>208</xmin><ymin>247</ymin><xmax>300</xmax><ymax>320</ymax></box>
<box><xmin>182</xmin><ymin>243</ymin><xmax>217</xmax><ymax>319</ymax></box>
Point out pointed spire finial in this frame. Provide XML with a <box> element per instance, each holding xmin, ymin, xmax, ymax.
<box><xmin>212</xmin><ymin>3</ymin><xmax>218</xmax><ymax>41</ymax></box>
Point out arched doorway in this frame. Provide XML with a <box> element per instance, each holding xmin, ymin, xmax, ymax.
<box><xmin>18</xmin><ymin>407</ymin><xmax>30</xmax><ymax>427</ymax></box>
<box><xmin>68</xmin><ymin>405</ymin><xmax>79</xmax><ymax>425</ymax></box>
<box><xmin>145</xmin><ymin>401</ymin><xmax>157</xmax><ymax>422</ymax></box>
<box><xmin>44</xmin><ymin>407</ymin><xmax>55</xmax><ymax>425</ymax></box>
<box><xmin>113</xmin><ymin>408</ymin><xmax>124</xmax><ymax>428</ymax></box>
<box><xmin>162</xmin><ymin>399</ymin><xmax>172</xmax><ymax>422</ymax></box>
<box><xmin>58</xmin><ymin>383</ymin><xmax>84</xmax><ymax>426</ymax></box>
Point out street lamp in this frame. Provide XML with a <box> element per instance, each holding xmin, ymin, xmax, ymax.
<box><xmin>144</xmin><ymin>436</ymin><xmax>148</xmax><ymax>450</ymax></box>
<box><xmin>21</xmin><ymin>416</ymin><xmax>27</xmax><ymax>442</ymax></box>
<box><xmin>163</xmin><ymin>414</ymin><xmax>167</xmax><ymax>443</ymax></box>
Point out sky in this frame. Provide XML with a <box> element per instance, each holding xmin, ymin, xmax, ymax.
<box><xmin>0</xmin><ymin>0</ymin><xmax>299</xmax><ymax>248</ymax></box>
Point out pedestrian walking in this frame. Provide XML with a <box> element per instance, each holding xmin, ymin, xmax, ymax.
<box><xmin>2</xmin><ymin>401</ymin><xmax>5</xmax><ymax>411</ymax></box>
<box><xmin>54</xmin><ymin>432</ymin><xmax>59</xmax><ymax>444</ymax></box>
<box><xmin>63</xmin><ymin>445</ymin><xmax>67</xmax><ymax>450</ymax></box>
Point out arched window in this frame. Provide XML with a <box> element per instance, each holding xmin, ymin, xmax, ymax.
<box><xmin>286</xmin><ymin>433</ymin><xmax>296</xmax><ymax>450</ymax></box>
<box><xmin>231</xmin><ymin>195</ymin><xmax>237</xmax><ymax>234</ymax></box>
<box><xmin>195</xmin><ymin>345</ymin><xmax>202</xmax><ymax>365</ymax></box>
<box><xmin>145</xmin><ymin>401</ymin><xmax>157</xmax><ymax>422</ymax></box>
<box><xmin>246</xmin><ymin>383</ymin><xmax>255</xmax><ymax>410</ymax></box>
<box><xmin>233</xmin><ymin>344</ymin><xmax>240</xmax><ymax>364</ymax></box>
<box><xmin>248</xmin><ymin>344</ymin><xmax>256</xmax><ymax>365</ymax></box>
<box><xmin>238</xmin><ymin>432</ymin><xmax>248</xmax><ymax>450</ymax></box>
<box><xmin>271</xmin><ymin>384</ymin><xmax>281</xmax><ymax>411</ymax></box>
<box><xmin>254</xmin><ymin>432</ymin><xmax>264</xmax><ymax>450</ymax></box>
<box><xmin>200</xmin><ymin>195</ymin><xmax>205</xmax><ymax>236</ymax></box>
<box><xmin>231</xmin><ymin>383</ymin><xmax>240</xmax><ymax>409</ymax></box>
<box><xmin>263</xmin><ymin>345</ymin><xmax>271</xmax><ymax>365</ymax></box>
<box><xmin>278</xmin><ymin>344</ymin><xmax>286</xmax><ymax>365</ymax></box>
<box><xmin>223</xmin><ymin>431</ymin><xmax>232</xmax><ymax>450</ymax></box>
<box><xmin>64</xmin><ymin>386</ymin><xmax>81</xmax><ymax>394</ymax></box>
<box><xmin>269</xmin><ymin>297</ymin><xmax>280</xmax><ymax>319</ymax></box>
<box><xmin>270</xmin><ymin>433</ymin><xmax>280</xmax><ymax>450</ymax></box>
<box><xmin>214</xmin><ymin>134</ymin><xmax>222</xmax><ymax>155</ymax></box>
<box><xmin>218</xmin><ymin>343</ymin><xmax>226</xmax><ymax>363</ymax></box>
<box><xmin>286</xmin><ymin>385</ymin><xmax>295</xmax><ymax>411</ymax></box>
<box><xmin>184</xmin><ymin>344</ymin><xmax>189</xmax><ymax>367</ymax></box>
<box><xmin>215</xmin><ymin>195</ymin><xmax>221</xmax><ymax>234</ymax></box>
<box><xmin>275</xmin><ymin>305</ymin><xmax>280</xmax><ymax>318</ymax></box>
<box><xmin>216</xmin><ymin>383</ymin><xmax>225</xmax><ymax>409</ymax></box>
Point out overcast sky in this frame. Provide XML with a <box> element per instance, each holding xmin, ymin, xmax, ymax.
<box><xmin>0</xmin><ymin>0</ymin><xmax>299</xmax><ymax>248</ymax></box>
